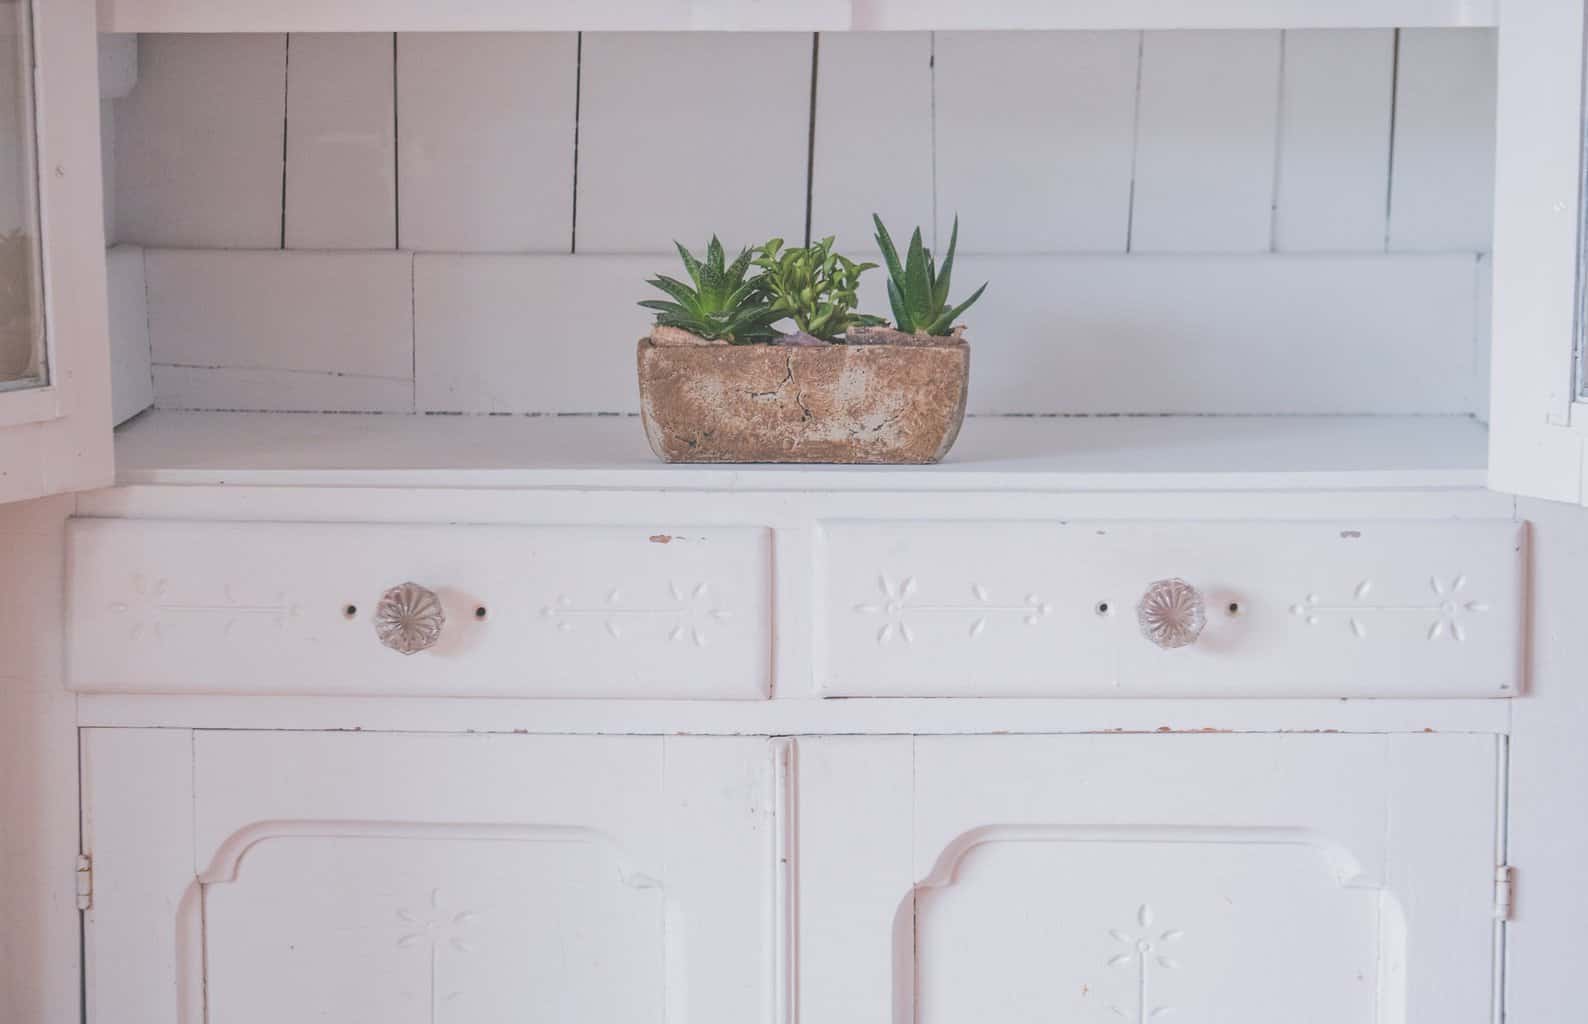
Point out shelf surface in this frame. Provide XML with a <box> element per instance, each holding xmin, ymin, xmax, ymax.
<box><xmin>100</xmin><ymin>0</ymin><xmax>1497</xmax><ymax>33</ymax></box>
<box><xmin>112</xmin><ymin>412</ymin><xmax>1489</xmax><ymax>492</ymax></box>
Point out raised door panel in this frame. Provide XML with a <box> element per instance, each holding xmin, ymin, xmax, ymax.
<box><xmin>798</xmin><ymin>733</ymin><xmax>1499</xmax><ymax>1023</ymax></box>
<box><xmin>66</xmin><ymin>519</ymin><xmax>772</xmax><ymax>698</ymax></box>
<box><xmin>818</xmin><ymin>519</ymin><xmax>1524</xmax><ymax>697</ymax></box>
<box><xmin>83</xmin><ymin>730</ymin><xmax>778</xmax><ymax>1024</ymax></box>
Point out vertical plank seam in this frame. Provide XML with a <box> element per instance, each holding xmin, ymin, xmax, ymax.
<box><xmin>1383</xmin><ymin>28</ymin><xmax>1402</xmax><ymax>252</ymax></box>
<box><xmin>1123</xmin><ymin>31</ymin><xmax>1147</xmax><ymax>254</ymax></box>
<box><xmin>772</xmin><ymin>737</ymin><xmax>798</xmax><ymax>1024</ymax></box>
<box><xmin>279</xmin><ymin>35</ymin><xmax>289</xmax><ymax>250</ymax></box>
<box><xmin>570</xmin><ymin>32</ymin><xmax>583</xmax><ymax>255</ymax></box>
<box><xmin>392</xmin><ymin>33</ymin><xmax>400</xmax><ymax>251</ymax></box>
<box><xmin>803</xmin><ymin>34</ymin><xmax>819</xmax><ymax>248</ymax></box>
<box><xmin>929</xmin><ymin>32</ymin><xmax>937</xmax><ymax>250</ymax></box>
<box><xmin>409</xmin><ymin>252</ymin><xmax>417</xmax><ymax>412</ymax></box>
<box><xmin>1268</xmin><ymin>31</ymin><xmax>1288</xmax><ymax>253</ymax></box>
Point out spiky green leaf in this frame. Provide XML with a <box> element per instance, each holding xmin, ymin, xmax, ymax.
<box><xmin>925</xmin><ymin>281</ymin><xmax>987</xmax><ymax>335</ymax></box>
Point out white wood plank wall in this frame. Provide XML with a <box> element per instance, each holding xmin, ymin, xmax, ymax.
<box><xmin>106</xmin><ymin>28</ymin><xmax>1497</xmax><ymax>416</ymax></box>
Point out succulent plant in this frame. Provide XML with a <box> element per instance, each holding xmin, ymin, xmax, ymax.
<box><xmin>639</xmin><ymin>237</ymin><xmax>780</xmax><ymax>344</ymax></box>
<box><xmin>873</xmin><ymin>214</ymin><xmax>987</xmax><ymax>336</ymax></box>
<box><xmin>753</xmin><ymin>236</ymin><xmax>884</xmax><ymax>342</ymax></box>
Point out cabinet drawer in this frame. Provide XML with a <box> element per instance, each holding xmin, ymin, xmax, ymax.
<box><xmin>67</xmin><ymin>519</ymin><xmax>770</xmax><ymax>698</ymax></box>
<box><xmin>819</xmin><ymin>520</ymin><xmax>1524</xmax><ymax>697</ymax></box>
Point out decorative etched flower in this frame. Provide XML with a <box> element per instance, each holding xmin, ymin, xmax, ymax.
<box><xmin>665</xmin><ymin>580</ymin><xmax>732</xmax><ymax>647</ymax></box>
<box><xmin>396</xmin><ymin>888</ymin><xmax>478</xmax><ymax>954</ymax></box>
<box><xmin>1136</xmin><ymin>578</ymin><xmax>1206</xmax><ymax>649</ymax></box>
<box><xmin>855</xmin><ymin>575</ymin><xmax>919</xmax><ymax>645</ymax></box>
<box><xmin>1108</xmin><ymin>904</ymin><xmax>1184</xmax><ymax>970</ymax></box>
<box><xmin>374</xmin><ymin>582</ymin><xmax>445</xmax><ymax>655</ymax></box>
<box><xmin>1427</xmin><ymin>575</ymin><xmax>1489</xmax><ymax>641</ymax></box>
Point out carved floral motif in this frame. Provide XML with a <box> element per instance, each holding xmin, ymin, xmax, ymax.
<box><xmin>396</xmin><ymin>888</ymin><xmax>478</xmax><ymax>1022</ymax></box>
<box><xmin>541</xmin><ymin>581</ymin><xmax>731</xmax><ymax>646</ymax></box>
<box><xmin>1291</xmin><ymin>575</ymin><xmax>1490</xmax><ymax>641</ymax></box>
<box><xmin>1105</xmin><ymin>904</ymin><xmax>1184</xmax><ymax>1022</ymax></box>
<box><xmin>109</xmin><ymin>573</ymin><xmax>301</xmax><ymax>640</ymax></box>
<box><xmin>854</xmin><ymin>575</ymin><xmax>1052</xmax><ymax>645</ymax></box>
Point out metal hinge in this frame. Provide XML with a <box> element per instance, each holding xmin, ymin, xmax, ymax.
<box><xmin>76</xmin><ymin>854</ymin><xmax>92</xmax><ymax>911</ymax></box>
<box><xmin>1494</xmin><ymin>864</ymin><xmax>1514</xmax><ymax>921</ymax></box>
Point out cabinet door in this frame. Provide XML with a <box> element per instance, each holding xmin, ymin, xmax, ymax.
<box><xmin>800</xmin><ymin>733</ymin><xmax>1500</xmax><ymax>1023</ymax></box>
<box><xmin>81</xmin><ymin>730</ymin><xmax>778</xmax><ymax>1024</ymax></box>
<box><xmin>0</xmin><ymin>0</ymin><xmax>111</xmax><ymax>505</ymax></box>
<box><xmin>1490</xmin><ymin>0</ymin><xmax>1588</xmax><ymax>502</ymax></box>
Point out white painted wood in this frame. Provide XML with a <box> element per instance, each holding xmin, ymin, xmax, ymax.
<box><xmin>116</xmin><ymin>732</ymin><xmax>771</xmax><ymax>1024</ymax></box>
<box><xmin>1506</xmin><ymin>498</ymin><xmax>1588</xmax><ymax>1020</ymax></box>
<box><xmin>97</xmin><ymin>0</ymin><xmax>1499</xmax><ymax>33</ymax></box>
<box><xmin>1388</xmin><ymin>28</ymin><xmax>1497</xmax><ymax>253</ymax></box>
<box><xmin>79</xmin><ymin>728</ymin><xmax>195</xmax><ymax>1024</ymax></box>
<box><xmin>0</xmin><ymin>0</ymin><xmax>115</xmax><ymax>504</ymax></box>
<box><xmin>396</xmin><ymin>33</ymin><xmax>576</xmax><ymax>253</ymax></box>
<box><xmin>1475</xmin><ymin>252</ymin><xmax>1491</xmax><ymax>422</ymax></box>
<box><xmin>66</xmin><ymin>518</ymin><xmax>773</xmax><ymax>698</ymax></box>
<box><xmin>957</xmin><ymin>253</ymin><xmax>1478</xmax><ymax>414</ymax></box>
<box><xmin>98</xmin><ymin>100</ymin><xmax>114</xmax><ymax>243</ymax></box>
<box><xmin>414</xmin><ymin>253</ymin><xmax>652</xmax><ymax>413</ymax></box>
<box><xmin>802</xmin><ymin>733</ymin><xmax>1499</xmax><ymax>1023</ymax></box>
<box><xmin>0</xmin><ymin>497</ymin><xmax>81</xmax><ymax>1024</ymax></box>
<box><xmin>110</xmin><ymin>410</ymin><xmax>1492</xmax><ymax>491</ymax></box>
<box><xmin>144</xmin><ymin>249</ymin><xmax>413</xmax><ymax>412</ymax></box>
<box><xmin>97</xmin><ymin>33</ymin><xmax>136</xmax><ymax>99</ymax></box>
<box><xmin>113</xmin><ymin>34</ymin><xmax>286</xmax><ymax>248</ymax></box>
<box><xmin>1272</xmin><ymin>29</ymin><xmax>1394</xmax><ymax>251</ymax></box>
<box><xmin>934</xmin><ymin>31</ymin><xmax>1139</xmax><ymax>252</ymax></box>
<box><xmin>284</xmin><ymin>33</ymin><xmax>395</xmax><ymax>250</ymax></box>
<box><xmin>575</xmin><ymin>32</ymin><xmax>810</xmax><ymax>253</ymax></box>
<box><xmin>796</xmin><ymin>736</ymin><xmax>914</xmax><ymax>1024</ymax></box>
<box><xmin>1130</xmin><ymin>30</ymin><xmax>1282</xmax><ymax>252</ymax></box>
<box><xmin>75</xmin><ymin>692</ymin><xmax>1513</xmax><ymax>737</ymax></box>
<box><xmin>809</xmin><ymin>31</ymin><xmax>932</xmax><ymax>251</ymax></box>
<box><xmin>229</xmin><ymin>248</ymin><xmax>1491</xmax><ymax>416</ymax></box>
<box><xmin>105</xmin><ymin>244</ymin><xmax>151</xmax><ymax>425</ymax></box>
<box><xmin>820</xmin><ymin>519</ymin><xmax>1523</xmax><ymax>697</ymax></box>
<box><xmin>1486</xmin><ymin>0</ymin><xmax>1585</xmax><ymax>501</ymax></box>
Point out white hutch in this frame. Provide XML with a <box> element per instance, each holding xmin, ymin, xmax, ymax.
<box><xmin>3</xmin><ymin>0</ymin><xmax>1588</xmax><ymax>1021</ymax></box>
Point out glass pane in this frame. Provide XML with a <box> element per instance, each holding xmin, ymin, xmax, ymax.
<box><xmin>0</xmin><ymin>0</ymin><xmax>43</xmax><ymax>395</ymax></box>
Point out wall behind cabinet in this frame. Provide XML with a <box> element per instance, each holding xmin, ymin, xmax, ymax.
<box><xmin>101</xmin><ymin>29</ymin><xmax>1497</xmax><ymax>418</ymax></box>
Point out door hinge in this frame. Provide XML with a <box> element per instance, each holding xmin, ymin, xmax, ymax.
<box><xmin>75</xmin><ymin>854</ymin><xmax>92</xmax><ymax>911</ymax></box>
<box><xmin>1494</xmin><ymin>864</ymin><xmax>1514</xmax><ymax>921</ymax></box>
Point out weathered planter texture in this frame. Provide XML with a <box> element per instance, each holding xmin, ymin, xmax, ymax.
<box><xmin>637</xmin><ymin>337</ymin><xmax>969</xmax><ymax>464</ymax></box>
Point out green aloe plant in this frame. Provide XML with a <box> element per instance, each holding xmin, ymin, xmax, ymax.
<box><xmin>639</xmin><ymin>237</ymin><xmax>780</xmax><ymax>343</ymax></box>
<box><xmin>873</xmin><ymin>214</ymin><xmax>987</xmax><ymax>336</ymax></box>
<box><xmin>753</xmin><ymin>236</ymin><xmax>884</xmax><ymax>342</ymax></box>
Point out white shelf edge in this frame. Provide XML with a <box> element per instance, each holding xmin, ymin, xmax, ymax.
<box><xmin>110</xmin><ymin>411</ymin><xmax>1491</xmax><ymax>494</ymax></box>
<box><xmin>100</xmin><ymin>0</ymin><xmax>1498</xmax><ymax>34</ymax></box>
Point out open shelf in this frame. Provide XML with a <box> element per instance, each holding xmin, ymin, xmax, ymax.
<box><xmin>112</xmin><ymin>412</ymin><xmax>1489</xmax><ymax>492</ymax></box>
<box><xmin>98</xmin><ymin>0</ymin><xmax>1498</xmax><ymax>33</ymax></box>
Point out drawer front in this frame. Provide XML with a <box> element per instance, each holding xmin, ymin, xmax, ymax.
<box><xmin>819</xmin><ymin>520</ymin><xmax>1524</xmax><ymax>697</ymax></box>
<box><xmin>68</xmin><ymin>519</ymin><xmax>770</xmax><ymax>698</ymax></box>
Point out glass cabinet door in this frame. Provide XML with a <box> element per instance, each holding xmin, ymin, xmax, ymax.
<box><xmin>0</xmin><ymin>0</ymin><xmax>113</xmax><ymax>505</ymax></box>
<box><xmin>0</xmin><ymin>0</ymin><xmax>45</xmax><ymax>397</ymax></box>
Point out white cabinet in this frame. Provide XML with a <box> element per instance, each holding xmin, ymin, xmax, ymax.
<box><xmin>81</xmin><ymin>729</ymin><xmax>780</xmax><ymax>1023</ymax></box>
<box><xmin>799</xmin><ymin>733</ymin><xmax>1501</xmax><ymax>1023</ymax></box>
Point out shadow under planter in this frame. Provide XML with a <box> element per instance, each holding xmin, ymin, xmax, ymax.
<box><xmin>636</xmin><ymin>336</ymin><xmax>969</xmax><ymax>464</ymax></box>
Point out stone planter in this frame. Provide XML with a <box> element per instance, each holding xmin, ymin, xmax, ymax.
<box><xmin>636</xmin><ymin>331</ymin><xmax>969</xmax><ymax>464</ymax></box>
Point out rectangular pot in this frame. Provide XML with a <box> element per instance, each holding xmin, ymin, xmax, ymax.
<box><xmin>636</xmin><ymin>339</ymin><xmax>969</xmax><ymax>464</ymax></box>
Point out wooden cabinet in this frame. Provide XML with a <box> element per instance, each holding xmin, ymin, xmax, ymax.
<box><xmin>82</xmin><ymin>729</ymin><xmax>780</xmax><ymax>1023</ymax></box>
<box><xmin>82</xmin><ymin>728</ymin><xmax>1504</xmax><ymax>1022</ymax></box>
<box><xmin>799</xmin><ymin>733</ymin><xmax>1502</xmax><ymax>1023</ymax></box>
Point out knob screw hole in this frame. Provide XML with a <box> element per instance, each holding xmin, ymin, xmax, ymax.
<box><xmin>475</xmin><ymin>606</ymin><xmax>488</xmax><ymax>621</ymax></box>
<box><xmin>1227</xmin><ymin>602</ymin><xmax>1241</xmax><ymax>616</ymax></box>
<box><xmin>1095</xmin><ymin>601</ymin><xmax>1110</xmax><ymax>616</ymax></box>
<box><xmin>343</xmin><ymin>604</ymin><xmax>357</xmax><ymax>619</ymax></box>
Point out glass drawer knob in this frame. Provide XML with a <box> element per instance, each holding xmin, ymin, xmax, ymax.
<box><xmin>1137</xmin><ymin>578</ymin><xmax>1205</xmax><ymax>650</ymax></box>
<box><xmin>374</xmin><ymin>582</ymin><xmax>445</xmax><ymax>655</ymax></box>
